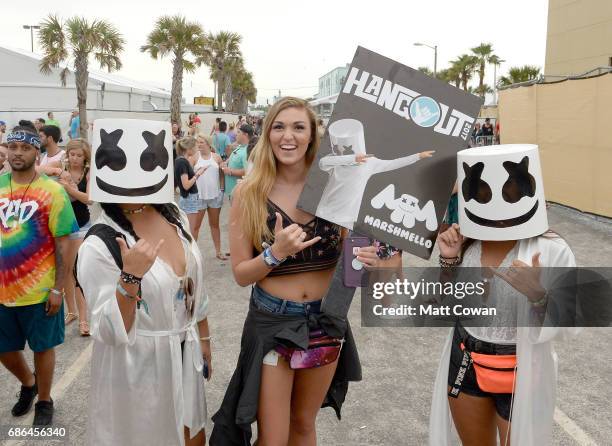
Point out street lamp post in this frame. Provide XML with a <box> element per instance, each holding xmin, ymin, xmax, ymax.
<box><xmin>23</xmin><ymin>25</ymin><xmax>40</xmax><ymax>53</ymax></box>
<box><xmin>493</xmin><ymin>59</ymin><xmax>506</xmax><ymax>104</ymax></box>
<box><xmin>414</xmin><ymin>42</ymin><xmax>438</xmax><ymax>77</ymax></box>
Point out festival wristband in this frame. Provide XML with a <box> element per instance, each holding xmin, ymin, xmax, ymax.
<box><xmin>439</xmin><ymin>255</ymin><xmax>461</xmax><ymax>267</ymax></box>
<box><xmin>120</xmin><ymin>271</ymin><xmax>142</xmax><ymax>284</ymax></box>
<box><xmin>116</xmin><ymin>282</ymin><xmax>141</xmax><ymax>301</ymax></box>
<box><xmin>530</xmin><ymin>291</ymin><xmax>548</xmax><ymax>307</ymax></box>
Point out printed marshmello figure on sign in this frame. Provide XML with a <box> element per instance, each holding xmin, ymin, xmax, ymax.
<box><xmin>315</xmin><ymin>118</ymin><xmax>435</xmax><ymax>230</ymax></box>
<box><xmin>90</xmin><ymin>119</ymin><xmax>174</xmax><ymax>204</ymax></box>
<box><xmin>457</xmin><ymin>144</ymin><xmax>548</xmax><ymax>240</ymax></box>
<box><xmin>370</xmin><ymin>184</ymin><xmax>438</xmax><ymax>231</ymax></box>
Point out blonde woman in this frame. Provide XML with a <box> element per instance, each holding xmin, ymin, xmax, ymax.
<box><xmin>227</xmin><ymin>122</ymin><xmax>237</xmax><ymax>143</ymax></box>
<box><xmin>210</xmin><ymin>97</ymin><xmax>364</xmax><ymax>444</ymax></box>
<box><xmin>58</xmin><ymin>139</ymin><xmax>92</xmax><ymax>335</ymax></box>
<box><xmin>175</xmin><ymin>137</ymin><xmax>206</xmax><ymax>238</ymax></box>
<box><xmin>194</xmin><ymin>135</ymin><xmax>227</xmax><ymax>256</ymax></box>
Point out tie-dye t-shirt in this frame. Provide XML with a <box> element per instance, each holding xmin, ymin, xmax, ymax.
<box><xmin>0</xmin><ymin>173</ymin><xmax>78</xmax><ymax>306</ymax></box>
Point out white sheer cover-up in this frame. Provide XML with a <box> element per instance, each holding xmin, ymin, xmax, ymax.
<box><xmin>429</xmin><ymin>236</ymin><xmax>578</xmax><ymax>446</ymax></box>
<box><xmin>77</xmin><ymin>209</ymin><xmax>209</xmax><ymax>446</ymax></box>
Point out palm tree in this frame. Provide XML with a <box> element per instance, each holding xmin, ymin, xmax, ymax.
<box><xmin>221</xmin><ymin>56</ymin><xmax>245</xmax><ymax>112</ymax></box>
<box><xmin>437</xmin><ymin>67</ymin><xmax>461</xmax><ymax>88</ymax></box>
<box><xmin>199</xmin><ymin>31</ymin><xmax>242</xmax><ymax>110</ymax></box>
<box><xmin>474</xmin><ymin>84</ymin><xmax>494</xmax><ymax>97</ymax></box>
<box><xmin>38</xmin><ymin>15</ymin><xmax>124</xmax><ymax>139</ymax></box>
<box><xmin>499</xmin><ymin>65</ymin><xmax>541</xmax><ymax>86</ymax></box>
<box><xmin>417</xmin><ymin>66</ymin><xmax>433</xmax><ymax>77</ymax></box>
<box><xmin>141</xmin><ymin>16</ymin><xmax>206</xmax><ymax>124</ymax></box>
<box><xmin>231</xmin><ymin>68</ymin><xmax>257</xmax><ymax>114</ymax></box>
<box><xmin>451</xmin><ymin>54</ymin><xmax>479</xmax><ymax>91</ymax></box>
<box><xmin>471</xmin><ymin>43</ymin><xmax>496</xmax><ymax>97</ymax></box>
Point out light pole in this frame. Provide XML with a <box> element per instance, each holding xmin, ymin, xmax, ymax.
<box><xmin>493</xmin><ymin>59</ymin><xmax>506</xmax><ymax>104</ymax></box>
<box><xmin>23</xmin><ymin>25</ymin><xmax>40</xmax><ymax>53</ymax></box>
<box><xmin>414</xmin><ymin>42</ymin><xmax>437</xmax><ymax>77</ymax></box>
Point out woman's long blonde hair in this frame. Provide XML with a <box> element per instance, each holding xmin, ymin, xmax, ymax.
<box><xmin>239</xmin><ymin>97</ymin><xmax>320</xmax><ymax>251</ymax></box>
<box><xmin>176</xmin><ymin>136</ymin><xmax>197</xmax><ymax>156</ymax></box>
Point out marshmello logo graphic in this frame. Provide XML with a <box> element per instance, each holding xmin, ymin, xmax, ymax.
<box><xmin>90</xmin><ymin>119</ymin><xmax>174</xmax><ymax>204</ymax></box>
<box><xmin>409</xmin><ymin>96</ymin><xmax>441</xmax><ymax>128</ymax></box>
<box><xmin>371</xmin><ymin>184</ymin><xmax>438</xmax><ymax>231</ymax></box>
<box><xmin>329</xmin><ymin>119</ymin><xmax>365</xmax><ymax>156</ymax></box>
<box><xmin>457</xmin><ymin>144</ymin><xmax>548</xmax><ymax>240</ymax></box>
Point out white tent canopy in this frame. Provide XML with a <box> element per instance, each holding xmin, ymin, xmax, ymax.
<box><xmin>0</xmin><ymin>45</ymin><xmax>179</xmax><ymax>132</ymax></box>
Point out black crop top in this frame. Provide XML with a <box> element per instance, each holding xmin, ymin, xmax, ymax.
<box><xmin>71</xmin><ymin>169</ymin><xmax>90</xmax><ymax>228</ymax></box>
<box><xmin>254</xmin><ymin>200</ymin><xmax>342</xmax><ymax>276</ymax></box>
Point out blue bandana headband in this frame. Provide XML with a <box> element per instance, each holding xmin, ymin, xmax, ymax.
<box><xmin>6</xmin><ymin>131</ymin><xmax>41</xmax><ymax>149</ymax></box>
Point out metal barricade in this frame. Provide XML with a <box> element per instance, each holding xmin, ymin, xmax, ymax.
<box><xmin>475</xmin><ymin>135</ymin><xmax>495</xmax><ymax>146</ymax></box>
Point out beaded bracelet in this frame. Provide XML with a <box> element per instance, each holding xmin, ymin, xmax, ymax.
<box><xmin>530</xmin><ymin>291</ymin><xmax>548</xmax><ymax>308</ymax></box>
<box><xmin>439</xmin><ymin>255</ymin><xmax>461</xmax><ymax>267</ymax></box>
<box><xmin>120</xmin><ymin>271</ymin><xmax>142</xmax><ymax>284</ymax></box>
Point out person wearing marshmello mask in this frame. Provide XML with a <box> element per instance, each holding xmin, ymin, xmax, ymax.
<box><xmin>315</xmin><ymin>118</ymin><xmax>434</xmax><ymax>229</ymax></box>
<box><xmin>76</xmin><ymin>119</ymin><xmax>212</xmax><ymax>446</ymax></box>
<box><xmin>429</xmin><ymin>144</ymin><xmax>578</xmax><ymax>446</ymax></box>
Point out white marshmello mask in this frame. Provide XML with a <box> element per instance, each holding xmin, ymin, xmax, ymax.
<box><xmin>457</xmin><ymin>144</ymin><xmax>548</xmax><ymax>240</ymax></box>
<box><xmin>329</xmin><ymin>119</ymin><xmax>367</xmax><ymax>156</ymax></box>
<box><xmin>90</xmin><ymin>119</ymin><xmax>174</xmax><ymax>203</ymax></box>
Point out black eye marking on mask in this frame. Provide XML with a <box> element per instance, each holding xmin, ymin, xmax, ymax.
<box><xmin>140</xmin><ymin>130</ymin><xmax>169</xmax><ymax>171</ymax></box>
<box><xmin>95</xmin><ymin>129</ymin><xmax>126</xmax><ymax>171</ymax></box>
<box><xmin>343</xmin><ymin>145</ymin><xmax>352</xmax><ymax>151</ymax></box>
<box><xmin>502</xmin><ymin>156</ymin><xmax>536</xmax><ymax>203</ymax></box>
<box><xmin>462</xmin><ymin>162</ymin><xmax>492</xmax><ymax>204</ymax></box>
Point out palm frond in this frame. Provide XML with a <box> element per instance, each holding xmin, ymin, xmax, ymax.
<box><xmin>142</xmin><ymin>15</ymin><xmax>205</xmax><ymax>63</ymax></box>
<box><xmin>38</xmin><ymin>15</ymin><xmax>68</xmax><ymax>74</ymax></box>
<box><xmin>498</xmin><ymin>65</ymin><xmax>541</xmax><ymax>86</ymax></box>
<box><xmin>182</xmin><ymin>59</ymin><xmax>197</xmax><ymax>73</ymax></box>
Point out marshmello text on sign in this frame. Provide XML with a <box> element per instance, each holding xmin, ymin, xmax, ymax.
<box><xmin>342</xmin><ymin>67</ymin><xmax>475</xmax><ymax>140</ymax></box>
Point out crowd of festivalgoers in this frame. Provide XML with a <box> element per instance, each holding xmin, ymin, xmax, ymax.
<box><xmin>0</xmin><ymin>101</ymin><xmax>578</xmax><ymax>446</ymax></box>
<box><xmin>470</xmin><ymin>117</ymin><xmax>501</xmax><ymax>146</ymax></box>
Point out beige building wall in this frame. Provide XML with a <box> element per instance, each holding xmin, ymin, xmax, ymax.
<box><xmin>498</xmin><ymin>75</ymin><xmax>612</xmax><ymax>218</ymax></box>
<box><xmin>545</xmin><ymin>0</ymin><xmax>612</xmax><ymax>76</ymax></box>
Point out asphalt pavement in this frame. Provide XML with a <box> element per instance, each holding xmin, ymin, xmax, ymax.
<box><xmin>1</xmin><ymin>203</ymin><xmax>611</xmax><ymax>446</ymax></box>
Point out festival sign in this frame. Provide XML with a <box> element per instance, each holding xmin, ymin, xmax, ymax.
<box><xmin>297</xmin><ymin>46</ymin><xmax>484</xmax><ymax>259</ymax></box>
<box><xmin>194</xmin><ymin>96</ymin><xmax>215</xmax><ymax>106</ymax></box>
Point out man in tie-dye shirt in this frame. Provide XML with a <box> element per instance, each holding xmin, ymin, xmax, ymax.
<box><xmin>0</xmin><ymin>123</ymin><xmax>78</xmax><ymax>426</ymax></box>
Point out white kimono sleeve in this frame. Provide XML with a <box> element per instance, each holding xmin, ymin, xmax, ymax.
<box><xmin>193</xmin><ymin>243</ymin><xmax>209</xmax><ymax>322</ymax></box>
<box><xmin>318</xmin><ymin>154</ymin><xmax>358</xmax><ymax>172</ymax></box>
<box><xmin>370</xmin><ymin>153</ymin><xmax>421</xmax><ymax>174</ymax></box>
<box><xmin>77</xmin><ymin>237</ymin><xmax>138</xmax><ymax>347</ymax></box>
<box><xmin>178</xmin><ymin>205</ymin><xmax>209</xmax><ymax>322</ymax></box>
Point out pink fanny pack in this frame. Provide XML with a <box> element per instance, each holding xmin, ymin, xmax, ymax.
<box><xmin>276</xmin><ymin>329</ymin><xmax>343</xmax><ymax>369</ymax></box>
